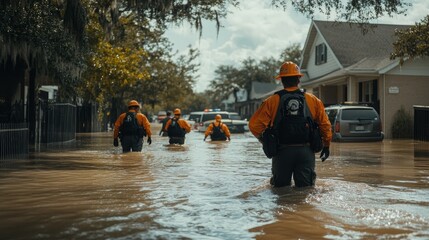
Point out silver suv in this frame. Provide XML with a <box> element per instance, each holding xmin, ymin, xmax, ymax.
<box><xmin>325</xmin><ymin>104</ymin><xmax>384</xmax><ymax>142</ymax></box>
<box><xmin>188</xmin><ymin>110</ymin><xmax>248</xmax><ymax>133</ymax></box>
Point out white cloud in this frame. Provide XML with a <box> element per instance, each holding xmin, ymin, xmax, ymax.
<box><xmin>165</xmin><ymin>0</ymin><xmax>428</xmax><ymax>92</ymax></box>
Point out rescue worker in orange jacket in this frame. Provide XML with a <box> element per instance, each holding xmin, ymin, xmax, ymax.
<box><xmin>249</xmin><ymin>61</ymin><xmax>332</xmax><ymax>187</ymax></box>
<box><xmin>204</xmin><ymin>114</ymin><xmax>231</xmax><ymax>141</ymax></box>
<box><xmin>159</xmin><ymin>111</ymin><xmax>172</xmax><ymax>137</ymax></box>
<box><xmin>164</xmin><ymin>108</ymin><xmax>191</xmax><ymax>145</ymax></box>
<box><xmin>113</xmin><ymin>100</ymin><xmax>152</xmax><ymax>152</ymax></box>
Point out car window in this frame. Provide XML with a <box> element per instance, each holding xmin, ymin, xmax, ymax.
<box><xmin>189</xmin><ymin>114</ymin><xmax>201</xmax><ymax>122</ymax></box>
<box><xmin>341</xmin><ymin>109</ymin><xmax>378</xmax><ymax>120</ymax></box>
<box><xmin>202</xmin><ymin>113</ymin><xmax>229</xmax><ymax>122</ymax></box>
<box><xmin>229</xmin><ymin>114</ymin><xmax>242</xmax><ymax>120</ymax></box>
<box><xmin>325</xmin><ymin>109</ymin><xmax>338</xmax><ymax>124</ymax></box>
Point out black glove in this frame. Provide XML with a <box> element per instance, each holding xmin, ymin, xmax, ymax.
<box><xmin>227</xmin><ymin>137</ymin><xmax>231</xmax><ymax>141</ymax></box>
<box><xmin>147</xmin><ymin>137</ymin><xmax>152</xmax><ymax>145</ymax></box>
<box><xmin>113</xmin><ymin>138</ymin><xmax>119</xmax><ymax>147</ymax></box>
<box><xmin>320</xmin><ymin>147</ymin><xmax>330</xmax><ymax>162</ymax></box>
<box><xmin>203</xmin><ymin>137</ymin><xmax>206</xmax><ymax>141</ymax></box>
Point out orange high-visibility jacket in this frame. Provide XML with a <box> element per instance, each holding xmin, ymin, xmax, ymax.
<box><xmin>164</xmin><ymin>118</ymin><xmax>191</xmax><ymax>133</ymax></box>
<box><xmin>204</xmin><ymin>121</ymin><xmax>231</xmax><ymax>138</ymax></box>
<box><xmin>249</xmin><ymin>86</ymin><xmax>332</xmax><ymax>147</ymax></box>
<box><xmin>114</xmin><ymin>110</ymin><xmax>152</xmax><ymax>139</ymax></box>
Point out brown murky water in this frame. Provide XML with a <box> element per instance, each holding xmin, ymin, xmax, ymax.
<box><xmin>1</xmin><ymin>124</ymin><xmax>428</xmax><ymax>239</ymax></box>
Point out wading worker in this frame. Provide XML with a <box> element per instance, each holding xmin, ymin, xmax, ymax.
<box><xmin>113</xmin><ymin>100</ymin><xmax>152</xmax><ymax>152</ymax></box>
<box><xmin>204</xmin><ymin>114</ymin><xmax>231</xmax><ymax>141</ymax></box>
<box><xmin>159</xmin><ymin>111</ymin><xmax>172</xmax><ymax>137</ymax></box>
<box><xmin>249</xmin><ymin>61</ymin><xmax>332</xmax><ymax>187</ymax></box>
<box><xmin>164</xmin><ymin>108</ymin><xmax>191</xmax><ymax>145</ymax></box>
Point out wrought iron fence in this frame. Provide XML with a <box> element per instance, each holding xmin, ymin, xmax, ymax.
<box><xmin>76</xmin><ymin>103</ymin><xmax>102</xmax><ymax>133</ymax></box>
<box><xmin>42</xmin><ymin>103</ymin><xmax>76</xmax><ymax>143</ymax></box>
<box><xmin>0</xmin><ymin>123</ymin><xmax>29</xmax><ymax>160</ymax></box>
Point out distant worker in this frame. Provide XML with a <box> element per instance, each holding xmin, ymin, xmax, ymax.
<box><xmin>159</xmin><ymin>111</ymin><xmax>172</xmax><ymax>137</ymax></box>
<box><xmin>249</xmin><ymin>61</ymin><xmax>332</xmax><ymax>187</ymax></box>
<box><xmin>164</xmin><ymin>108</ymin><xmax>191</xmax><ymax>145</ymax></box>
<box><xmin>113</xmin><ymin>100</ymin><xmax>152</xmax><ymax>152</ymax></box>
<box><xmin>204</xmin><ymin>114</ymin><xmax>231</xmax><ymax>141</ymax></box>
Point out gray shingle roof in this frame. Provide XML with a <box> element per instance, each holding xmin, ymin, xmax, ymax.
<box><xmin>250</xmin><ymin>81</ymin><xmax>283</xmax><ymax>99</ymax></box>
<box><xmin>311</xmin><ymin>20</ymin><xmax>412</xmax><ymax>68</ymax></box>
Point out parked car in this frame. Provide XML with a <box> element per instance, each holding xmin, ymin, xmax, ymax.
<box><xmin>188</xmin><ymin>110</ymin><xmax>248</xmax><ymax>133</ymax></box>
<box><xmin>228</xmin><ymin>112</ymin><xmax>249</xmax><ymax>132</ymax></box>
<box><xmin>182</xmin><ymin>114</ymin><xmax>195</xmax><ymax>127</ymax></box>
<box><xmin>325</xmin><ymin>104</ymin><xmax>384</xmax><ymax>142</ymax></box>
<box><xmin>157</xmin><ymin>111</ymin><xmax>167</xmax><ymax>123</ymax></box>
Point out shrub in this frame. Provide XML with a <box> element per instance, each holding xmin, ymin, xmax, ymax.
<box><xmin>391</xmin><ymin>106</ymin><xmax>412</xmax><ymax>139</ymax></box>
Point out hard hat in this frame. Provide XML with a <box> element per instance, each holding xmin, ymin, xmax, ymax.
<box><xmin>276</xmin><ymin>61</ymin><xmax>303</xmax><ymax>79</ymax></box>
<box><xmin>174</xmin><ymin>108</ymin><xmax>181</xmax><ymax>115</ymax></box>
<box><xmin>215</xmin><ymin>114</ymin><xmax>222</xmax><ymax>121</ymax></box>
<box><xmin>128</xmin><ymin>100</ymin><xmax>140</xmax><ymax>108</ymax></box>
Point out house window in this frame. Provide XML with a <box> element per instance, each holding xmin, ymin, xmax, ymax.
<box><xmin>315</xmin><ymin>43</ymin><xmax>327</xmax><ymax>65</ymax></box>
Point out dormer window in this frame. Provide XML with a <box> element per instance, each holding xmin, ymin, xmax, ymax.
<box><xmin>315</xmin><ymin>43</ymin><xmax>327</xmax><ymax>65</ymax></box>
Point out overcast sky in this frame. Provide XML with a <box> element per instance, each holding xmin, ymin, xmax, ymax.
<box><xmin>165</xmin><ymin>0</ymin><xmax>429</xmax><ymax>92</ymax></box>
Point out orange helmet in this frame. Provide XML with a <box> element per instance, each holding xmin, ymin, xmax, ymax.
<box><xmin>173</xmin><ymin>108</ymin><xmax>181</xmax><ymax>115</ymax></box>
<box><xmin>276</xmin><ymin>61</ymin><xmax>303</xmax><ymax>79</ymax></box>
<box><xmin>128</xmin><ymin>100</ymin><xmax>140</xmax><ymax>108</ymax></box>
<box><xmin>215</xmin><ymin>114</ymin><xmax>222</xmax><ymax>121</ymax></box>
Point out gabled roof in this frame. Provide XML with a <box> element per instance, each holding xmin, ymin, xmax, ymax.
<box><xmin>301</xmin><ymin>20</ymin><xmax>412</xmax><ymax>69</ymax></box>
<box><xmin>250</xmin><ymin>81</ymin><xmax>282</xmax><ymax>100</ymax></box>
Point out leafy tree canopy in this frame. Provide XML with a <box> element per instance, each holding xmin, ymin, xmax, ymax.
<box><xmin>206</xmin><ymin>43</ymin><xmax>302</xmax><ymax>108</ymax></box>
<box><xmin>391</xmin><ymin>15</ymin><xmax>429</xmax><ymax>63</ymax></box>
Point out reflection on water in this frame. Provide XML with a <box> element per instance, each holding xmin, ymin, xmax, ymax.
<box><xmin>1</xmin><ymin>126</ymin><xmax>429</xmax><ymax>239</ymax></box>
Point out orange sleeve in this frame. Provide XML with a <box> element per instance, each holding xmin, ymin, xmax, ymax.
<box><xmin>113</xmin><ymin>113</ymin><xmax>126</xmax><ymax>139</ymax></box>
<box><xmin>305</xmin><ymin>93</ymin><xmax>332</xmax><ymax>147</ymax></box>
<box><xmin>178</xmin><ymin>119</ymin><xmax>191</xmax><ymax>133</ymax></box>
<box><xmin>222</xmin><ymin>123</ymin><xmax>231</xmax><ymax>138</ymax></box>
<box><xmin>248</xmin><ymin>94</ymin><xmax>280</xmax><ymax>138</ymax></box>
<box><xmin>137</xmin><ymin>113</ymin><xmax>152</xmax><ymax>137</ymax></box>
<box><xmin>164</xmin><ymin>119</ymin><xmax>172</xmax><ymax>132</ymax></box>
<box><xmin>204</xmin><ymin>123</ymin><xmax>213</xmax><ymax>137</ymax></box>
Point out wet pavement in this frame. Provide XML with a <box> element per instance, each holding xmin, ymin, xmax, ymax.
<box><xmin>0</xmin><ymin>123</ymin><xmax>428</xmax><ymax>239</ymax></box>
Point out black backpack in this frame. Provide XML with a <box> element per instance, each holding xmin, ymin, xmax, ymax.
<box><xmin>274</xmin><ymin>89</ymin><xmax>310</xmax><ymax>145</ymax></box>
<box><xmin>167</xmin><ymin>118</ymin><xmax>186</xmax><ymax>138</ymax></box>
<box><xmin>210</xmin><ymin>123</ymin><xmax>227</xmax><ymax>141</ymax></box>
<box><xmin>120</xmin><ymin>112</ymin><xmax>146</xmax><ymax>137</ymax></box>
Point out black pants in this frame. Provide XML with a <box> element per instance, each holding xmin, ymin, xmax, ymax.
<box><xmin>169</xmin><ymin>137</ymin><xmax>185</xmax><ymax>145</ymax></box>
<box><xmin>271</xmin><ymin>145</ymin><xmax>316</xmax><ymax>187</ymax></box>
<box><xmin>121</xmin><ymin>135</ymin><xmax>143</xmax><ymax>152</ymax></box>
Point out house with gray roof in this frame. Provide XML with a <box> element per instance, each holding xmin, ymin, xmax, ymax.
<box><xmin>300</xmin><ymin>20</ymin><xmax>429</xmax><ymax>138</ymax></box>
<box><xmin>234</xmin><ymin>81</ymin><xmax>283</xmax><ymax>120</ymax></box>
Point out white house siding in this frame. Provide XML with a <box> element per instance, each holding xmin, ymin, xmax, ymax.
<box><xmin>382</xmin><ymin>75</ymin><xmax>429</xmax><ymax>139</ymax></box>
<box><xmin>306</xmin><ymin>34</ymin><xmax>342</xmax><ymax>80</ymax></box>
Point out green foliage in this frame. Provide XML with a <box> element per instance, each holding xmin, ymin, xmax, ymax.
<box><xmin>207</xmin><ymin>44</ymin><xmax>302</xmax><ymax>107</ymax></box>
<box><xmin>272</xmin><ymin>0</ymin><xmax>410</xmax><ymax>24</ymax></box>
<box><xmin>391</xmin><ymin>15</ymin><xmax>429</xmax><ymax>63</ymax></box>
<box><xmin>0</xmin><ymin>0</ymin><xmax>87</xmax><ymax>89</ymax></box>
<box><xmin>391</xmin><ymin>106</ymin><xmax>412</xmax><ymax>139</ymax></box>
<box><xmin>279</xmin><ymin>43</ymin><xmax>302</xmax><ymax>64</ymax></box>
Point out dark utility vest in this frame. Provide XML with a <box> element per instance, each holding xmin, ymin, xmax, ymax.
<box><xmin>274</xmin><ymin>89</ymin><xmax>311</xmax><ymax>145</ymax></box>
<box><xmin>120</xmin><ymin>112</ymin><xmax>146</xmax><ymax>137</ymax></box>
<box><xmin>210</xmin><ymin>123</ymin><xmax>227</xmax><ymax>141</ymax></box>
<box><xmin>167</xmin><ymin>118</ymin><xmax>186</xmax><ymax>138</ymax></box>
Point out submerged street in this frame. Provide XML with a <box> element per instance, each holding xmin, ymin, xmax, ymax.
<box><xmin>1</xmin><ymin>124</ymin><xmax>429</xmax><ymax>239</ymax></box>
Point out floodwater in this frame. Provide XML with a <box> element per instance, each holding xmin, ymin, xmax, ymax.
<box><xmin>1</xmin><ymin>124</ymin><xmax>429</xmax><ymax>240</ymax></box>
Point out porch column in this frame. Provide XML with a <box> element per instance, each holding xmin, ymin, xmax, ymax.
<box><xmin>347</xmin><ymin>76</ymin><xmax>358</xmax><ymax>102</ymax></box>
